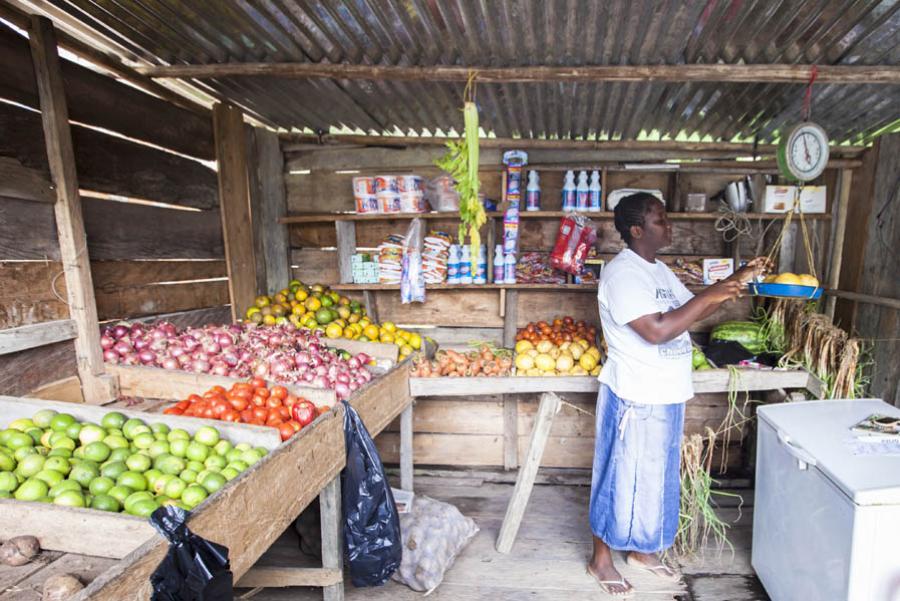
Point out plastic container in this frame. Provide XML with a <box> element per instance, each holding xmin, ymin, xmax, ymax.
<box><xmin>459</xmin><ymin>246</ymin><xmax>472</xmax><ymax>284</ymax></box>
<box><xmin>576</xmin><ymin>171</ymin><xmax>590</xmax><ymax>210</ymax></box>
<box><xmin>503</xmin><ymin>204</ymin><xmax>520</xmax><ymax>254</ymax></box>
<box><xmin>474</xmin><ymin>245</ymin><xmax>487</xmax><ymax>284</ymax></box>
<box><xmin>447</xmin><ymin>244</ymin><xmax>460</xmax><ymax>284</ymax></box>
<box><xmin>493</xmin><ymin>244</ymin><xmax>505</xmax><ymax>284</ymax></box>
<box><xmin>503</xmin><ymin>252</ymin><xmax>517</xmax><ymax>284</ymax></box>
<box><xmin>525</xmin><ymin>170</ymin><xmax>541</xmax><ymax>211</ymax></box>
<box><xmin>561</xmin><ymin>170</ymin><xmax>576</xmax><ymax>212</ymax></box>
<box><xmin>589</xmin><ymin>170</ymin><xmax>602</xmax><ymax>212</ymax></box>
<box><xmin>353</xmin><ymin>177</ymin><xmax>379</xmax><ymax>213</ymax></box>
<box><xmin>748</xmin><ymin>282</ymin><xmax>822</xmax><ymax>300</ymax></box>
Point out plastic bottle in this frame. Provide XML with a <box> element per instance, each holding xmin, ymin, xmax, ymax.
<box><xmin>576</xmin><ymin>170</ymin><xmax>590</xmax><ymax>210</ymax></box>
<box><xmin>492</xmin><ymin>244</ymin><xmax>505</xmax><ymax>284</ymax></box>
<box><xmin>474</xmin><ymin>245</ymin><xmax>487</xmax><ymax>284</ymax></box>
<box><xmin>561</xmin><ymin>170</ymin><xmax>576</xmax><ymax>212</ymax></box>
<box><xmin>525</xmin><ymin>170</ymin><xmax>541</xmax><ymax>211</ymax></box>
<box><xmin>589</xmin><ymin>170</ymin><xmax>602</xmax><ymax>212</ymax></box>
<box><xmin>447</xmin><ymin>244</ymin><xmax>460</xmax><ymax>284</ymax></box>
<box><xmin>459</xmin><ymin>245</ymin><xmax>473</xmax><ymax>284</ymax></box>
<box><xmin>503</xmin><ymin>252</ymin><xmax>517</xmax><ymax>284</ymax></box>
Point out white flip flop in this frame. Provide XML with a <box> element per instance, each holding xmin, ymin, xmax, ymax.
<box><xmin>586</xmin><ymin>566</ymin><xmax>635</xmax><ymax>598</ymax></box>
<box><xmin>625</xmin><ymin>555</ymin><xmax>682</xmax><ymax>583</ymax></box>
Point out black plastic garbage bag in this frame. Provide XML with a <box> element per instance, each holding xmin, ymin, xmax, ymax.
<box><xmin>704</xmin><ymin>340</ymin><xmax>755</xmax><ymax>367</ymax></box>
<box><xmin>149</xmin><ymin>505</ymin><xmax>234</xmax><ymax>601</ymax></box>
<box><xmin>341</xmin><ymin>399</ymin><xmax>402</xmax><ymax>586</ymax></box>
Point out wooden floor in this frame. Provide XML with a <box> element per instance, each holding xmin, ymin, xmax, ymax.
<box><xmin>242</xmin><ymin>475</ymin><xmax>770</xmax><ymax>601</ymax></box>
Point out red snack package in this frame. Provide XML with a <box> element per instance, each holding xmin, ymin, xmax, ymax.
<box><xmin>550</xmin><ymin>214</ymin><xmax>597</xmax><ymax>274</ymax></box>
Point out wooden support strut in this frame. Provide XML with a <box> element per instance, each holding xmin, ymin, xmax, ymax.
<box><xmin>825</xmin><ymin>169</ymin><xmax>853</xmax><ymax>320</ymax></box>
<box><xmin>138</xmin><ymin>62</ymin><xmax>900</xmax><ymax>85</ymax></box>
<box><xmin>27</xmin><ymin>15</ymin><xmax>116</xmax><ymax>403</ymax></box>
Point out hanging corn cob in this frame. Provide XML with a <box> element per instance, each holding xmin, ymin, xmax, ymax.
<box><xmin>434</xmin><ymin>74</ymin><xmax>484</xmax><ymax>274</ymax></box>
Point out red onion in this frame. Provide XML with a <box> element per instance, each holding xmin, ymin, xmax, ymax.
<box><xmin>113</xmin><ymin>340</ymin><xmax>133</xmax><ymax>356</ymax></box>
<box><xmin>138</xmin><ymin>350</ymin><xmax>156</xmax><ymax>364</ymax></box>
<box><xmin>112</xmin><ymin>324</ymin><xmax>129</xmax><ymax>339</ymax></box>
<box><xmin>182</xmin><ymin>337</ymin><xmax>198</xmax><ymax>352</ymax></box>
<box><xmin>133</xmin><ymin>337</ymin><xmax>149</xmax><ymax>351</ymax></box>
<box><xmin>103</xmin><ymin>349</ymin><xmax>119</xmax><ymax>362</ymax></box>
<box><xmin>211</xmin><ymin>363</ymin><xmax>229</xmax><ymax>376</ymax></box>
<box><xmin>347</xmin><ymin>357</ymin><xmax>360</xmax><ymax>370</ymax></box>
<box><xmin>222</xmin><ymin>352</ymin><xmax>239</xmax><ymax>367</ymax></box>
<box><xmin>190</xmin><ymin>359</ymin><xmax>210</xmax><ymax>373</ymax></box>
<box><xmin>202</xmin><ymin>340</ymin><xmax>220</xmax><ymax>354</ymax></box>
<box><xmin>161</xmin><ymin>357</ymin><xmax>178</xmax><ymax>370</ymax></box>
<box><xmin>334</xmin><ymin>383</ymin><xmax>350</xmax><ymax>399</ymax></box>
<box><xmin>349</xmin><ymin>381</ymin><xmax>360</xmax><ymax>392</ymax></box>
<box><xmin>100</xmin><ymin>335</ymin><xmax>115</xmax><ymax>350</ymax></box>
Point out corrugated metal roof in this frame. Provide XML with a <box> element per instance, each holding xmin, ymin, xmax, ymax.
<box><xmin>43</xmin><ymin>0</ymin><xmax>900</xmax><ymax>143</ymax></box>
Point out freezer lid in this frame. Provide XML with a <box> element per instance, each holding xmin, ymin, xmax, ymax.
<box><xmin>757</xmin><ymin>399</ymin><xmax>900</xmax><ymax>506</ymax></box>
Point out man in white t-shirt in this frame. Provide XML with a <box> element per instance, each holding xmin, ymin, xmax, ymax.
<box><xmin>585</xmin><ymin>193</ymin><xmax>768</xmax><ymax>597</ymax></box>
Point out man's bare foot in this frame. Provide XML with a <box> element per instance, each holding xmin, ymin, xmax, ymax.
<box><xmin>625</xmin><ymin>552</ymin><xmax>681</xmax><ymax>581</ymax></box>
<box><xmin>586</xmin><ymin>561</ymin><xmax>634</xmax><ymax>597</ymax></box>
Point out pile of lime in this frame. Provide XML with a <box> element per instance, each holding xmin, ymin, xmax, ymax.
<box><xmin>0</xmin><ymin>409</ymin><xmax>268</xmax><ymax>517</ymax></box>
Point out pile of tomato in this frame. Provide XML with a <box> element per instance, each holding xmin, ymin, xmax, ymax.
<box><xmin>163</xmin><ymin>377</ymin><xmax>327</xmax><ymax>441</ymax></box>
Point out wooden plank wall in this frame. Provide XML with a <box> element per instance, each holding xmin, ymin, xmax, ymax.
<box><xmin>0</xmin><ymin>24</ymin><xmax>225</xmax><ymax>394</ymax></box>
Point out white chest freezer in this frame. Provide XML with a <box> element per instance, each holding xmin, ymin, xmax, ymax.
<box><xmin>753</xmin><ymin>399</ymin><xmax>900</xmax><ymax>601</ymax></box>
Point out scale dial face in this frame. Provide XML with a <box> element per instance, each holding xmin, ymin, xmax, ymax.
<box><xmin>778</xmin><ymin>122</ymin><xmax>830</xmax><ymax>181</ymax></box>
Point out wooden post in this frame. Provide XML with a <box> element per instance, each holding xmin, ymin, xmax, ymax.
<box><xmin>319</xmin><ymin>476</ymin><xmax>344</xmax><ymax>601</ymax></box>
<box><xmin>502</xmin><ymin>396</ymin><xmax>518</xmax><ymax>470</ymax></box>
<box><xmin>213</xmin><ymin>103</ymin><xmax>258</xmax><ymax>321</ymax></box>
<box><xmin>28</xmin><ymin>16</ymin><xmax>115</xmax><ymax>403</ymax></box>
<box><xmin>502</xmin><ymin>290</ymin><xmax>518</xmax><ymax>347</ymax></box>
<box><xmin>825</xmin><ymin>169</ymin><xmax>853</xmax><ymax>320</ymax></box>
<box><xmin>400</xmin><ymin>404</ymin><xmax>414</xmax><ymax>491</ymax></box>
<box><xmin>253</xmin><ymin>128</ymin><xmax>291</xmax><ymax>293</ymax></box>
<box><xmin>496</xmin><ymin>392</ymin><xmax>561</xmax><ymax>553</ymax></box>
<box><xmin>363</xmin><ymin>290</ymin><xmax>379</xmax><ymax>323</ymax></box>
<box><xmin>335</xmin><ymin>221</ymin><xmax>357</xmax><ymax>284</ymax></box>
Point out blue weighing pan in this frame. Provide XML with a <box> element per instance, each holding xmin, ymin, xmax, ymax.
<box><xmin>748</xmin><ymin>282</ymin><xmax>823</xmax><ymax>300</ymax></box>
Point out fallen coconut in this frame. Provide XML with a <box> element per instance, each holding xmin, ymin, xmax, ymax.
<box><xmin>0</xmin><ymin>535</ymin><xmax>40</xmax><ymax>566</ymax></box>
<box><xmin>42</xmin><ymin>573</ymin><xmax>84</xmax><ymax>601</ymax></box>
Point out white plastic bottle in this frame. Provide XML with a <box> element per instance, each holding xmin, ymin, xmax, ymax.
<box><xmin>493</xmin><ymin>244</ymin><xmax>505</xmax><ymax>284</ymax></box>
<box><xmin>589</xmin><ymin>170</ymin><xmax>602</xmax><ymax>212</ymax></box>
<box><xmin>504</xmin><ymin>252</ymin><xmax>517</xmax><ymax>284</ymax></box>
<box><xmin>459</xmin><ymin>245</ymin><xmax>473</xmax><ymax>284</ymax></box>
<box><xmin>561</xmin><ymin>170</ymin><xmax>576</xmax><ymax>212</ymax></box>
<box><xmin>474</xmin><ymin>245</ymin><xmax>487</xmax><ymax>284</ymax></box>
<box><xmin>525</xmin><ymin>170</ymin><xmax>541</xmax><ymax>211</ymax></box>
<box><xmin>447</xmin><ymin>244</ymin><xmax>460</xmax><ymax>284</ymax></box>
<box><xmin>576</xmin><ymin>170</ymin><xmax>590</xmax><ymax>210</ymax></box>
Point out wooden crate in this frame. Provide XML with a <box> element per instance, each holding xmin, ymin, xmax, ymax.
<box><xmin>0</xmin><ymin>395</ymin><xmax>282</xmax><ymax>559</ymax></box>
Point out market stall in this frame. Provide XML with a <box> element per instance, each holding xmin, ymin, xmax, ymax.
<box><xmin>1</xmin><ymin>2</ymin><xmax>898</xmax><ymax>600</ymax></box>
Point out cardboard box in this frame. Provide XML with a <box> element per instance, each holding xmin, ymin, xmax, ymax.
<box><xmin>703</xmin><ymin>258</ymin><xmax>734</xmax><ymax>285</ymax></box>
<box><xmin>763</xmin><ymin>185</ymin><xmax>827</xmax><ymax>214</ymax></box>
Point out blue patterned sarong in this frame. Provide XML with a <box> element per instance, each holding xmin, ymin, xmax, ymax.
<box><xmin>589</xmin><ymin>383</ymin><xmax>685</xmax><ymax>553</ymax></box>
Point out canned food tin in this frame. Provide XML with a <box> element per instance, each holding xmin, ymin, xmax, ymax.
<box><xmin>355</xmin><ymin>194</ymin><xmax>378</xmax><ymax>213</ymax></box>
<box><xmin>352</xmin><ymin>176</ymin><xmax>376</xmax><ymax>196</ymax></box>
<box><xmin>398</xmin><ymin>175</ymin><xmax>424</xmax><ymax>194</ymax></box>
<box><xmin>399</xmin><ymin>192</ymin><xmax>426</xmax><ymax>213</ymax></box>
<box><xmin>377</xmin><ymin>192</ymin><xmax>402</xmax><ymax>213</ymax></box>
<box><xmin>374</xmin><ymin>175</ymin><xmax>399</xmax><ymax>194</ymax></box>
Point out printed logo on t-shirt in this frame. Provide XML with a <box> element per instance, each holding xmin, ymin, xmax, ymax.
<box><xmin>655</xmin><ymin>288</ymin><xmax>677</xmax><ymax>301</ymax></box>
<box><xmin>657</xmin><ymin>295</ymin><xmax>691</xmax><ymax>359</ymax></box>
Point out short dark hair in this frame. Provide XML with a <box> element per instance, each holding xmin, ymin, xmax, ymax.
<box><xmin>613</xmin><ymin>193</ymin><xmax>660</xmax><ymax>244</ymax></box>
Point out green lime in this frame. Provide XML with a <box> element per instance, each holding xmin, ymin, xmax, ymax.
<box><xmin>49</xmin><ymin>480</ymin><xmax>82</xmax><ymax>498</ymax></box>
<box><xmin>167</xmin><ymin>429</ymin><xmax>190</xmax><ymax>443</ymax></box>
<box><xmin>227</xmin><ymin>460</ymin><xmax>248</xmax><ymax>473</ymax></box>
<box><xmin>109</xmin><ymin>447</ymin><xmax>131</xmax><ymax>463</ymax></box>
<box><xmin>123</xmin><ymin>491</ymin><xmax>153</xmax><ymax>513</ymax></box>
<box><xmin>14</xmin><ymin>447</ymin><xmax>36</xmax><ymax>462</ymax></box>
<box><xmin>49</xmin><ymin>434</ymin><xmax>75</xmax><ymax>451</ymax></box>
<box><xmin>116</xmin><ymin>471</ymin><xmax>147</xmax><ymax>492</ymax></box>
<box><xmin>0</xmin><ymin>452</ymin><xmax>14</xmax><ymax>472</ymax></box>
<box><xmin>107</xmin><ymin>485</ymin><xmax>133</xmax><ymax>505</ymax></box>
<box><xmin>5</xmin><ymin>431</ymin><xmax>34</xmax><ymax>451</ymax></box>
<box><xmin>204</xmin><ymin>455</ymin><xmax>226</xmax><ymax>471</ymax></box>
<box><xmin>133</xmin><ymin>432</ymin><xmax>156</xmax><ymax>450</ymax></box>
<box><xmin>193</xmin><ymin>426</ymin><xmax>220</xmax><ymax>447</ymax></box>
<box><xmin>125</xmin><ymin>454</ymin><xmax>152</xmax><ymax>473</ymax></box>
<box><xmin>200</xmin><ymin>472</ymin><xmax>227</xmax><ymax>495</ymax></box>
<box><xmin>122</xmin><ymin>418</ymin><xmax>150</xmax><ymax>441</ymax></box>
<box><xmin>49</xmin><ymin>413</ymin><xmax>76</xmax><ymax>433</ymax></box>
<box><xmin>33</xmin><ymin>469</ymin><xmax>64</xmax><ymax>487</ymax></box>
<box><xmin>156</xmin><ymin>456</ymin><xmax>186</xmax><ymax>476</ymax></box>
<box><xmin>143</xmin><ymin>469</ymin><xmax>163</xmax><ymax>490</ymax></box>
<box><xmin>179</xmin><ymin>469</ymin><xmax>198</xmax><ymax>484</ymax></box>
<box><xmin>103</xmin><ymin>434</ymin><xmax>130</xmax><ymax>450</ymax></box>
<box><xmin>240</xmin><ymin>449</ymin><xmax>263</xmax><ymax>466</ymax></box>
<box><xmin>53</xmin><ymin>490</ymin><xmax>85</xmax><ymax>507</ymax></box>
<box><xmin>185</xmin><ymin>442</ymin><xmax>209</xmax><ymax>463</ymax></box>
<box><xmin>148</xmin><ymin>441</ymin><xmax>170</xmax><ymax>458</ymax></box>
<box><xmin>14</xmin><ymin>478</ymin><xmax>48</xmax><ymax>501</ymax></box>
<box><xmin>47</xmin><ymin>448</ymin><xmax>72</xmax><ymax>460</ymax></box>
<box><xmin>43</xmin><ymin>456</ymin><xmax>70</xmax><ymax>475</ymax></box>
<box><xmin>100</xmin><ymin>460</ymin><xmax>127</xmax><ymax>480</ymax></box>
<box><xmin>220</xmin><ymin>467</ymin><xmax>239</xmax><ymax>481</ymax></box>
<box><xmin>101</xmin><ymin>412</ymin><xmax>126</xmax><ymax>430</ymax></box>
<box><xmin>15</xmin><ymin>454</ymin><xmax>45</xmax><ymax>478</ymax></box>
<box><xmin>83</xmin><ymin>442</ymin><xmax>112</xmax><ymax>463</ymax></box>
<box><xmin>129</xmin><ymin>498</ymin><xmax>159</xmax><ymax>518</ymax></box>
<box><xmin>25</xmin><ymin>428</ymin><xmax>43</xmax><ymax>445</ymax></box>
<box><xmin>32</xmin><ymin>409</ymin><xmax>57</xmax><ymax>429</ymax></box>
<box><xmin>213</xmin><ymin>440</ymin><xmax>233</xmax><ymax>457</ymax></box>
<box><xmin>88</xmin><ymin>476</ymin><xmax>115</xmax><ymax>496</ymax></box>
<box><xmin>8</xmin><ymin>418</ymin><xmax>35</xmax><ymax>432</ymax></box>
<box><xmin>186</xmin><ymin>461</ymin><xmax>205</xmax><ymax>473</ymax></box>
<box><xmin>91</xmin><ymin>494</ymin><xmax>120</xmax><ymax>512</ymax></box>
<box><xmin>70</xmin><ymin>462</ymin><xmax>100</xmax><ymax>487</ymax></box>
<box><xmin>65</xmin><ymin>422</ymin><xmax>82</xmax><ymax>440</ymax></box>
<box><xmin>78</xmin><ymin>424</ymin><xmax>106</xmax><ymax>446</ymax></box>
<box><xmin>181</xmin><ymin>485</ymin><xmax>208</xmax><ymax>509</ymax></box>
<box><xmin>150</xmin><ymin>423</ymin><xmax>170</xmax><ymax>436</ymax></box>
<box><xmin>163</xmin><ymin>477</ymin><xmax>187</xmax><ymax>500</ymax></box>
<box><xmin>169</xmin><ymin>439</ymin><xmax>188</xmax><ymax>458</ymax></box>
<box><xmin>152</xmin><ymin>474</ymin><xmax>174</xmax><ymax>495</ymax></box>
<box><xmin>0</xmin><ymin>471</ymin><xmax>18</xmax><ymax>492</ymax></box>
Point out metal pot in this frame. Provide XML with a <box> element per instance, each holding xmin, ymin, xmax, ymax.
<box><xmin>724</xmin><ymin>178</ymin><xmax>752</xmax><ymax>212</ymax></box>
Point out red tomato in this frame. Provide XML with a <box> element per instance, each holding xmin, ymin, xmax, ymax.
<box><xmin>232</xmin><ymin>387</ymin><xmax>252</xmax><ymax>400</ymax></box>
<box><xmin>175</xmin><ymin>400</ymin><xmax>191</xmax><ymax>411</ymax></box>
<box><xmin>221</xmin><ymin>409</ymin><xmax>240</xmax><ymax>422</ymax></box>
<box><xmin>212</xmin><ymin>401</ymin><xmax>229</xmax><ymax>417</ymax></box>
<box><xmin>240</xmin><ymin>409</ymin><xmax>254</xmax><ymax>423</ymax></box>
<box><xmin>209</xmin><ymin>385</ymin><xmax>226</xmax><ymax>395</ymax></box>
<box><xmin>270</xmin><ymin>385</ymin><xmax>288</xmax><ymax>400</ymax></box>
<box><xmin>163</xmin><ymin>406</ymin><xmax>183</xmax><ymax>415</ymax></box>
<box><xmin>252</xmin><ymin>406</ymin><xmax>269</xmax><ymax>421</ymax></box>
<box><xmin>277</xmin><ymin>406</ymin><xmax>291</xmax><ymax>420</ymax></box>
<box><xmin>287</xmin><ymin>420</ymin><xmax>302</xmax><ymax>433</ymax></box>
<box><xmin>233</xmin><ymin>382</ymin><xmax>253</xmax><ymax>393</ymax></box>
<box><xmin>278</xmin><ymin>422</ymin><xmax>296</xmax><ymax>441</ymax></box>
<box><xmin>283</xmin><ymin>395</ymin><xmax>298</xmax><ymax>409</ymax></box>
<box><xmin>266</xmin><ymin>416</ymin><xmax>283</xmax><ymax>428</ymax></box>
<box><xmin>291</xmin><ymin>401</ymin><xmax>317</xmax><ymax>427</ymax></box>
<box><xmin>251</xmin><ymin>394</ymin><xmax>267</xmax><ymax>407</ymax></box>
<box><xmin>188</xmin><ymin>394</ymin><xmax>203</xmax><ymax>404</ymax></box>
<box><xmin>266</xmin><ymin>396</ymin><xmax>283</xmax><ymax>409</ymax></box>
<box><xmin>254</xmin><ymin>386</ymin><xmax>270</xmax><ymax>399</ymax></box>
<box><xmin>229</xmin><ymin>397</ymin><xmax>249</xmax><ymax>412</ymax></box>
<box><xmin>249</xmin><ymin>377</ymin><xmax>267</xmax><ymax>389</ymax></box>
<box><xmin>201</xmin><ymin>406</ymin><xmax>216</xmax><ymax>419</ymax></box>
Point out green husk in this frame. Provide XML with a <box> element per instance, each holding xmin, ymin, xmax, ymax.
<box><xmin>434</xmin><ymin>75</ymin><xmax>484</xmax><ymax>273</ymax></box>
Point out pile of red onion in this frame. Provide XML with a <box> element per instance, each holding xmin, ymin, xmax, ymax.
<box><xmin>100</xmin><ymin>322</ymin><xmax>374</xmax><ymax>399</ymax></box>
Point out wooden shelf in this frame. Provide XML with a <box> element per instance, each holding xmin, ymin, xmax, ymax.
<box><xmin>281</xmin><ymin>210</ymin><xmax>831</xmax><ymax>224</ymax></box>
<box><xmin>331</xmin><ymin>283</ymin><xmax>598</xmax><ymax>291</ymax></box>
<box><xmin>409</xmin><ymin>368</ymin><xmax>814</xmax><ymax>397</ymax></box>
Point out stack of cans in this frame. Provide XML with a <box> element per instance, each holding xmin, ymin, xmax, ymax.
<box><xmin>352</xmin><ymin>177</ymin><xmax>378</xmax><ymax>213</ymax></box>
<box><xmin>353</xmin><ymin>175</ymin><xmax>426</xmax><ymax>214</ymax></box>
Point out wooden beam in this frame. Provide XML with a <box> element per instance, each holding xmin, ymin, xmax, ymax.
<box><xmin>0</xmin><ymin>319</ymin><xmax>76</xmax><ymax>355</ymax></box>
<box><xmin>496</xmin><ymin>392</ymin><xmax>560</xmax><ymax>553</ymax></box>
<box><xmin>252</xmin><ymin>127</ymin><xmax>291</xmax><ymax>294</ymax></box>
<box><xmin>824</xmin><ymin>289</ymin><xmax>900</xmax><ymax>311</ymax></box>
<box><xmin>0</xmin><ymin>156</ymin><xmax>55</xmax><ymax>203</ymax></box>
<box><xmin>139</xmin><ymin>62</ymin><xmax>900</xmax><ymax>85</ymax></box>
<box><xmin>28</xmin><ymin>15</ymin><xmax>115</xmax><ymax>403</ymax></box>
<box><xmin>400</xmin><ymin>404</ymin><xmax>414</xmax><ymax>491</ymax></box>
<box><xmin>236</xmin><ymin>567</ymin><xmax>343</xmax><ymax>588</ymax></box>
<box><xmin>213</xmin><ymin>102</ymin><xmax>258</xmax><ymax>322</ymax></box>
<box><xmin>335</xmin><ymin>221</ymin><xmax>356</xmax><ymax>284</ymax></box>
<box><xmin>280</xmin><ymin>133</ymin><xmax>866</xmax><ymax>156</ymax></box>
<box><xmin>319</xmin><ymin>476</ymin><xmax>343</xmax><ymax>601</ymax></box>
<box><xmin>825</xmin><ymin>169</ymin><xmax>853</xmax><ymax>320</ymax></box>
<box><xmin>0</xmin><ymin>1</ymin><xmax>206</xmax><ymax>116</ymax></box>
